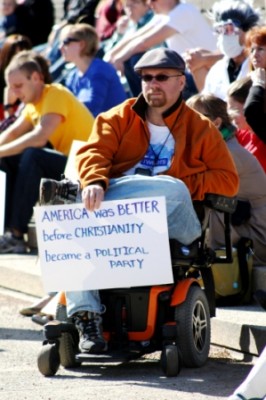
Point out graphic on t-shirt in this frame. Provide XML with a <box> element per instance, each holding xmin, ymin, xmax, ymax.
<box><xmin>125</xmin><ymin>122</ymin><xmax>175</xmax><ymax>176</ymax></box>
<box><xmin>139</xmin><ymin>142</ymin><xmax>174</xmax><ymax>174</ymax></box>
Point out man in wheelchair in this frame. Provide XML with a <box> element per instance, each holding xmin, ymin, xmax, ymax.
<box><xmin>43</xmin><ymin>48</ymin><xmax>239</xmax><ymax>355</ymax></box>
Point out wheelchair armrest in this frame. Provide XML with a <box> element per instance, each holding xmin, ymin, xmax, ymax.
<box><xmin>204</xmin><ymin>194</ymin><xmax>237</xmax><ymax>214</ymax></box>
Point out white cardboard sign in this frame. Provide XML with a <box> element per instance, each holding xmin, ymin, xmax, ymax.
<box><xmin>34</xmin><ymin>196</ymin><xmax>173</xmax><ymax>292</ymax></box>
<box><xmin>0</xmin><ymin>171</ymin><xmax>6</xmax><ymax>235</ymax></box>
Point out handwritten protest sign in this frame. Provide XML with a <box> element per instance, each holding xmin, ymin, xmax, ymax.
<box><xmin>0</xmin><ymin>171</ymin><xmax>6</xmax><ymax>235</ymax></box>
<box><xmin>34</xmin><ymin>197</ymin><xmax>173</xmax><ymax>292</ymax></box>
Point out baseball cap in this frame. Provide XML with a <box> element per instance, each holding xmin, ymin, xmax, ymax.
<box><xmin>134</xmin><ymin>48</ymin><xmax>186</xmax><ymax>73</ymax></box>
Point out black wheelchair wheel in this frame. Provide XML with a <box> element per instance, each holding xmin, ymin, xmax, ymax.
<box><xmin>56</xmin><ymin>302</ymin><xmax>80</xmax><ymax>368</ymax></box>
<box><xmin>37</xmin><ymin>342</ymin><xmax>60</xmax><ymax>377</ymax></box>
<box><xmin>161</xmin><ymin>344</ymin><xmax>180</xmax><ymax>377</ymax></box>
<box><xmin>174</xmin><ymin>285</ymin><xmax>210</xmax><ymax>368</ymax></box>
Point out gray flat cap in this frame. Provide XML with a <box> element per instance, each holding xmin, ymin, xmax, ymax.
<box><xmin>134</xmin><ymin>48</ymin><xmax>186</xmax><ymax>73</ymax></box>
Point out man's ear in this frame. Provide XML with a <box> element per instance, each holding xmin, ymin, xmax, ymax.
<box><xmin>212</xmin><ymin>116</ymin><xmax>222</xmax><ymax>129</ymax></box>
<box><xmin>180</xmin><ymin>75</ymin><xmax>186</xmax><ymax>91</ymax></box>
<box><xmin>31</xmin><ymin>70</ymin><xmax>42</xmax><ymax>82</ymax></box>
<box><xmin>79</xmin><ymin>39</ymin><xmax>87</xmax><ymax>55</ymax></box>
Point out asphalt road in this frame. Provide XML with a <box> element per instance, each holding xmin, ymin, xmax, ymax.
<box><xmin>0</xmin><ymin>287</ymin><xmax>255</xmax><ymax>400</ymax></box>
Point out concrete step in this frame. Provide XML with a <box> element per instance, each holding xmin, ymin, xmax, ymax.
<box><xmin>0</xmin><ymin>253</ymin><xmax>45</xmax><ymax>298</ymax></box>
<box><xmin>252</xmin><ymin>266</ymin><xmax>266</xmax><ymax>292</ymax></box>
<box><xmin>212</xmin><ymin>305</ymin><xmax>266</xmax><ymax>357</ymax></box>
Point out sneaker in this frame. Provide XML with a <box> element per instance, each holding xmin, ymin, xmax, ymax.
<box><xmin>0</xmin><ymin>232</ymin><xmax>28</xmax><ymax>254</ymax></box>
<box><xmin>39</xmin><ymin>175</ymin><xmax>79</xmax><ymax>205</ymax></box>
<box><xmin>74</xmin><ymin>311</ymin><xmax>107</xmax><ymax>354</ymax></box>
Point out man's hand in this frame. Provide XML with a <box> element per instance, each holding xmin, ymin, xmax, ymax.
<box><xmin>116</xmin><ymin>15</ymin><xmax>130</xmax><ymax>35</ymax></box>
<box><xmin>82</xmin><ymin>184</ymin><xmax>104</xmax><ymax>211</ymax></box>
<box><xmin>184</xmin><ymin>48</ymin><xmax>223</xmax><ymax>73</ymax></box>
<box><xmin>184</xmin><ymin>48</ymin><xmax>207</xmax><ymax>72</ymax></box>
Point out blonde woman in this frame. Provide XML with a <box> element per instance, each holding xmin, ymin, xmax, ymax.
<box><xmin>60</xmin><ymin>23</ymin><xmax>127</xmax><ymax>118</ymax></box>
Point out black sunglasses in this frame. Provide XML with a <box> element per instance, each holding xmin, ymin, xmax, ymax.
<box><xmin>141</xmin><ymin>73</ymin><xmax>183</xmax><ymax>82</ymax></box>
<box><xmin>62</xmin><ymin>37</ymin><xmax>80</xmax><ymax>46</ymax></box>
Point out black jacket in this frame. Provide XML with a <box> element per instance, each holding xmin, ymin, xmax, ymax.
<box><xmin>244</xmin><ymin>85</ymin><xmax>266</xmax><ymax>144</ymax></box>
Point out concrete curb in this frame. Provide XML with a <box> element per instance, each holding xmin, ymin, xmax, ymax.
<box><xmin>0</xmin><ymin>254</ymin><xmax>45</xmax><ymax>298</ymax></box>
<box><xmin>212</xmin><ymin>307</ymin><xmax>266</xmax><ymax>356</ymax></box>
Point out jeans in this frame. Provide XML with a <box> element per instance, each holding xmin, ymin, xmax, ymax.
<box><xmin>66</xmin><ymin>175</ymin><xmax>201</xmax><ymax>317</ymax></box>
<box><xmin>0</xmin><ymin>147</ymin><xmax>67</xmax><ymax>233</ymax></box>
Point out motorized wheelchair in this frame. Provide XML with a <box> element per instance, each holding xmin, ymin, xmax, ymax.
<box><xmin>36</xmin><ymin>177</ymin><xmax>237</xmax><ymax>378</ymax></box>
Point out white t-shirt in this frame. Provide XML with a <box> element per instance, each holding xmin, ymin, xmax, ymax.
<box><xmin>165</xmin><ymin>1</ymin><xmax>217</xmax><ymax>55</ymax></box>
<box><xmin>202</xmin><ymin>57</ymin><xmax>249</xmax><ymax>100</ymax></box>
<box><xmin>125</xmin><ymin>122</ymin><xmax>175</xmax><ymax>176</ymax></box>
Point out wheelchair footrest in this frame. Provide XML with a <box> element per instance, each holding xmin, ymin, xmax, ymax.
<box><xmin>76</xmin><ymin>348</ymin><xmax>144</xmax><ymax>363</ymax></box>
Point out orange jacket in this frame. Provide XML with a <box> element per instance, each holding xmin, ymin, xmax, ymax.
<box><xmin>76</xmin><ymin>95</ymin><xmax>239</xmax><ymax>201</ymax></box>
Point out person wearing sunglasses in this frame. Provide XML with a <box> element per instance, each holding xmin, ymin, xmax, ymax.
<box><xmin>59</xmin><ymin>23</ymin><xmax>127</xmax><ymax>118</ymax></box>
<box><xmin>62</xmin><ymin>48</ymin><xmax>239</xmax><ymax>355</ymax></box>
<box><xmin>202</xmin><ymin>0</ymin><xmax>260</xmax><ymax>101</ymax></box>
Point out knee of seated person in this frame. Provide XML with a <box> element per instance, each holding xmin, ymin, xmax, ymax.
<box><xmin>21</xmin><ymin>147</ymin><xmax>42</xmax><ymax>163</ymax></box>
<box><xmin>147</xmin><ymin>175</ymin><xmax>191</xmax><ymax>200</ymax></box>
<box><xmin>160</xmin><ymin>176</ymin><xmax>191</xmax><ymax>200</ymax></box>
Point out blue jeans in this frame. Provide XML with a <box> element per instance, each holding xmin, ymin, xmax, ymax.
<box><xmin>66</xmin><ymin>175</ymin><xmax>201</xmax><ymax>316</ymax></box>
<box><xmin>0</xmin><ymin>147</ymin><xmax>67</xmax><ymax>233</ymax></box>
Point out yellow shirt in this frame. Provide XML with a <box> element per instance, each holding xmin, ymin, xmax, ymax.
<box><xmin>22</xmin><ymin>83</ymin><xmax>94</xmax><ymax>155</ymax></box>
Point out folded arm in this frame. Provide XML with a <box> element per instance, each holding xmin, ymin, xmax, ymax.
<box><xmin>105</xmin><ymin>20</ymin><xmax>176</xmax><ymax>69</ymax></box>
